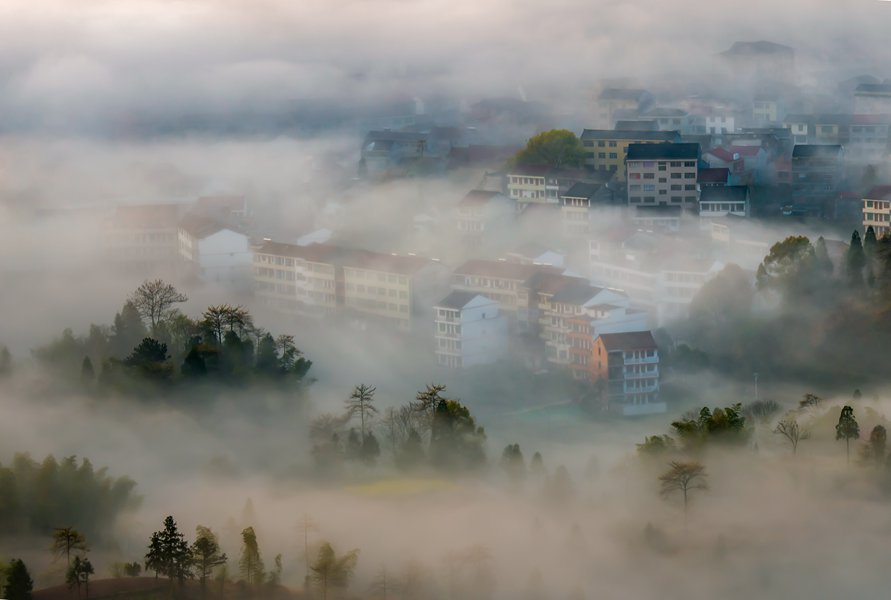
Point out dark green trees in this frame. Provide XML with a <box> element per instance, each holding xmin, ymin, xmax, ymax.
<box><xmin>5</xmin><ymin>559</ymin><xmax>33</xmax><ymax>600</ymax></box>
<box><xmin>513</xmin><ymin>130</ymin><xmax>586</xmax><ymax>169</ymax></box>
<box><xmin>192</xmin><ymin>526</ymin><xmax>227</xmax><ymax>592</ymax></box>
<box><xmin>835</xmin><ymin>405</ymin><xmax>860</xmax><ymax>463</ymax></box>
<box><xmin>310</xmin><ymin>542</ymin><xmax>359</xmax><ymax>600</ymax></box>
<box><xmin>145</xmin><ymin>516</ymin><xmax>193</xmax><ymax>584</ymax></box>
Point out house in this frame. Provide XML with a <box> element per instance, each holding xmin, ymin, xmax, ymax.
<box><xmin>178</xmin><ymin>214</ymin><xmax>252</xmax><ymax>288</ymax></box>
<box><xmin>704</xmin><ymin>145</ymin><xmax>768</xmax><ymax>184</ymax></box>
<box><xmin>455</xmin><ymin>190</ymin><xmax>515</xmax><ymax>238</ymax></box>
<box><xmin>360</xmin><ymin>130</ymin><xmax>429</xmax><ymax>178</ymax></box>
<box><xmin>847</xmin><ymin>114</ymin><xmax>891</xmax><ymax>161</ymax></box>
<box><xmin>699</xmin><ymin>186</ymin><xmax>750</xmax><ymax>218</ymax></box>
<box><xmin>625</xmin><ymin>143</ymin><xmax>700</xmax><ymax>209</ymax></box>
<box><xmin>854</xmin><ymin>83</ymin><xmax>891</xmax><ymax>115</ymax></box>
<box><xmin>643</xmin><ymin>107</ymin><xmax>696</xmax><ymax>134</ymax></box>
<box><xmin>699</xmin><ymin>167</ymin><xmax>730</xmax><ymax>188</ymax></box>
<box><xmin>752</xmin><ymin>96</ymin><xmax>784</xmax><ymax>124</ymax></box>
<box><xmin>614</xmin><ymin>119</ymin><xmax>660</xmax><ymax>132</ymax></box>
<box><xmin>591</xmin><ymin>331</ymin><xmax>664</xmax><ymax>416</ymax></box>
<box><xmin>560</xmin><ymin>181</ymin><xmax>617</xmax><ymax>236</ymax></box>
<box><xmin>433</xmin><ymin>292</ymin><xmax>509</xmax><ymax>369</ymax></box>
<box><xmin>580</xmin><ymin>129</ymin><xmax>681</xmax><ymax>181</ymax></box>
<box><xmin>451</xmin><ymin>260</ymin><xmax>561</xmax><ymax>332</ymax></box>
<box><xmin>253</xmin><ymin>241</ymin><xmax>339</xmax><ymax>317</ymax></box>
<box><xmin>103</xmin><ymin>203</ymin><xmax>184</xmax><ymax>275</ymax></box>
<box><xmin>506</xmin><ymin>242</ymin><xmax>566</xmax><ymax>267</ymax></box>
<box><xmin>783</xmin><ymin>114</ymin><xmax>811</xmax><ymax>144</ymax></box>
<box><xmin>597</xmin><ymin>88</ymin><xmax>654</xmax><ymax>127</ymax></box>
<box><xmin>193</xmin><ymin>195</ymin><xmax>251</xmax><ymax>228</ymax></box>
<box><xmin>791</xmin><ymin>144</ymin><xmax>845</xmax><ymax>207</ymax></box>
<box><xmin>505</xmin><ymin>166</ymin><xmax>556</xmax><ymax>204</ymax></box>
<box><xmin>705</xmin><ymin>112</ymin><xmax>736</xmax><ymax>135</ymax></box>
<box><xmin>632</xmin><ymin>205</ymin><xmax>686</xmax><ymax>232</ymax></box>
<box><xmin>862</xmin><ymin>185</ymin><xmax>891</xmax><ymax>238</ymax></box>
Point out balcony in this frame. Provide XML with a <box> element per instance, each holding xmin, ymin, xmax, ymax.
<box><xmin>624</xmin><ymin>355</ymin><xmax>659</xmax><ymax>366</ymax></box>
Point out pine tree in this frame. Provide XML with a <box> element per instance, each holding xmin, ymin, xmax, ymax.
<box><xmin>5</xmin><ymin>559</ymin><xmax>33</xmax><ymax>600</ymax></box>
<box><xmin>239</xmin><ymin>527</ymin><xmax>264</xmax><ymax>586</ymax></box>
<box><xmin>192</xmin><ymin>526</ymin><xmax>227</xmax><ymax>593</ymax></box>
<box><xmin>145</xmin><ymin>516</ymin><xmax>193</xmax><ymax>585</ymax></box>
<box><xmin>836</xmin><ymin>405</ymin><xmax>860</xmax><ymax>463</ymax></box>
<box><xmin>846</xmin><ymin>231</ymin><xmax>866</xmax><ymax>287</ymax></box>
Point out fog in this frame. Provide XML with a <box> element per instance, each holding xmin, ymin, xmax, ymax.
<box><xmin>3</xmin><ymin>1</ymin><xmax>891</xmax><ymax>600</ymax></box>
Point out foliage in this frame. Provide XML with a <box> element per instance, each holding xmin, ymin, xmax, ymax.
<box><xmin>743</xmin><ymin>399</ymin><xmax>781</xmax><ymax>422</ymax></box>
<box><xmin>310</xmin><ymin>542</ymin><xmax>359</xmax><ymax>600</ymax></box>
<box><xmin>192</xmin><ymin>526</ymin><xmax>227</xmax><ymax>591</ymax></box>
<box><xmin>345</xmin><ymin>385</ymin><xmax>378</xmax><ymax>445</ymax></box>
<box><xmin>669</xmin><ymin>403</ymin><xmax>749</xmax><ymax>450</ymax></box>
<box><xmin>835</xmin><ymin>405</ymin><xmax>860</xmax><ymax>463</ymax></box>
<box><xmin>658</xmin><ymin>461</ymin><xmax>708</xmax><ymax>515</ymax></box>
<box><xmin>239</xmin><ymin>526</ymin><xmax>264</xmax><ymax>586</ymax></box>
<box><xmin>866</xmin><ymin>425</ymin><xmax>887</xmax><ymax>465</ymax></box>
<box><xmin>512</xmin><ymin>129</ymin><xmax>585</xmax><ymax>169</ymax></box>
<box><xmin>430</xmin><ymin>396</ymin><xmax>487</xmax><ymax>471</ymax></box>
<box><xmin>755</xmin><ymin>236</ymin><xmax>820</xmax><ymax>298</ymax></box>
<box><xmin>636</xmin><ymin>435</ymin><xmax>676</xmax><ymax>457</ymax></box>
<box><xmin>846</xmin><ymin>230</ymin><xmax>866</xmax><ymax>287</ymax></box>
<box><xmin>145</xmin><ymin>516</ymin><xmax>193</xmax><ymax>583</ymax></box>
<box><xmin>500</xmin><ymin>444</ymin><xmax>526</xmax><ymax>485</ymax></box>
<box><xmin>52</xmin><ymin>527</ymin><xmax>88</xmax><ymax>567</ymax></box>
<box><xmin>66</xmin><ymin>556</ymin><xmax>94</xmax><ymax>596</ymax></box>
<box><xmin>5</xmin><ymin>559</ymin><xmax>33</xmax><ymax>600</ymax></box>
<box><xmin>0</xmin><ymin>454</ymin><xmax>136</xmax><ymax>539</ymax></box>
<box><xmin>129</xmin><ymin>279</ymin><xmax>188</xmax><ymax>333</ymax></box>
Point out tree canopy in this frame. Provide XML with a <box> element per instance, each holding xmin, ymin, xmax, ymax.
<box><xmin>512</xmin><ymin>129</ymin><xmax>585</xmax><ymax>169</ymax></box>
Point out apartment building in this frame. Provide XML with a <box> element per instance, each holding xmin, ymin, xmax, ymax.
<box><xmin>104</xmin><ymin>204</ymin><xmax>183</xmax><ymax>275</ymax></box>
<box><xmin>862</xmin><ymin>185</ymin><xmax>891</xmax><ymax>238</ymax></box>
<box><xmin>591</xmin><ymin>331</ymin><xmax>665</xmax><ymax>416</ymax></box>
<box><xmin>253</xmin><ymin>241</ymin><xmax>338</xmax><ymax>317</ymax></box>
<box><xmin>451</xmin><ymin>260</ymin><xmax>561</xmax><ymax>332</ymax></box>
<box><xmin>626</xmin><ymin>143</ymin><xmax>700</xmax><ymax>209</ymax></box>
<box><xmin>505</xmin><ymin>166</ymin><xmax>557</xmax><ymax>203</ymax></box>
<box><xmin>560</xmin><ymin>182</ymin><xmax>616</xmax><ymax>237</ymax></box>
<box><xmin>178</xmin><ymin>214</ymin><xmax>252</xmax><ymax>288</ymax></box>
<box><xmin>854</xmin><ymin>83</ymin><xmax>891</xmax><ymax>115</ymax></box>
<box><xmin>455</xmin><ymin>190</ymin><xmax>515</xmax><ymax>236</ymax></box>
<box><xmin>433</xmin><ymin>292</ymin><xmax>509</xmax><ymax>369</ymax></box>
<box><xmin>791</xmin><ymin>144</ymin><xmax>845</xmax><ymax>206</ymax></box>
<box><xmin>580</xmin><ymin>129</ymin><xmax>680</xmax><ymax>181</ymax></box>
<box><xmin>596</xmin><ymin>88</ymin><xmax>654</xmax><ymax>128</ymax></box>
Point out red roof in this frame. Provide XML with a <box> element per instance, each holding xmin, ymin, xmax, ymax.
<box><xmin>706</xmin><ymin>148</ymin><xmax>739</xmax><ymax>162</ymax></box>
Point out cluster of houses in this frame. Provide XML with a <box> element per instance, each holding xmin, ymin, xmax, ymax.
<box><xmin>97</xmin><ymin>42</ymin><xmax>891</xmax><ymax>417</ymax></box>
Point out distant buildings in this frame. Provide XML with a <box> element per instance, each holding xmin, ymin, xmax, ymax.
<box><xmin>854</xmin><ymin>83</ymin><xmax>891</xmax><ymax>115</ymax></box>
<box><xmin>626</xmin><ymin>143</ymin><xmax>700</xmax><ymax>209</ymax></box>
<box><xmin>178</xmin><ymin>214</ymin><xmax>252</xmax><ymax>289</ymax></box>
<box><xmin>862</xmin><ymin>186</ymin><xmax>891</xmax><ymax>238</ymax></box>
<box><xmin>699</xmin><ymin>186</ymin><xmax>750</xmax><ymax>218</ymax></box>
<box><xmin>790</xmin><ymin>144</ymin><xmax>845</xmax><ymax>208</ymax></box>
<box><xmin>596</xmin><ymin>89</ymin><xmax>654</xmax><ymax>127</ymax></box>
<box><xmin>580</xmin><ymin>129</ymin><xmax>680</xmax><ymax>181</ymax></box>
<box><xmin>455</xmin><ymin>190</ymin><xmax>515</xmax><ymax>238</ymax></box>
<box><xmin>104</xmin><ymin>204</ymin><xmax>183</xmax><ymax>274</ymax></box>
<box><xmin>560</xmin><ymin>182</ymin><xmax>617</xmax><ymax>237</ymax></box>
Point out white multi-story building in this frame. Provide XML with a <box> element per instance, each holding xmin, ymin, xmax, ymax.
<box><xmin>178</xmin><ymin>215</ymin><xmax>252</xmax><ymax>288</ymax></box>
<box><xmin>433</xmin><ymin>292</ymin><xmax>509</xmax><ymax>369</ymax></box>
<box><xmin>253</xmin><ymin>241</ymin><xmax>338</xmax><ymax>316</ymax></box>
<box><xmin>862</xmin><ymin>185</ymin><xmax>891</xmax><ymax>239</ymax></box>
<box><xmin>592</xmin><ymin>331</ymin><xmax>665</xmax><ymax>416</ymax></box>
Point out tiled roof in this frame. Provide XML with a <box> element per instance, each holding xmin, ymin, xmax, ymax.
<box><xmin>436</xmin><ymin>290</ymin><xmax>486</xmax><ymax>310</ymax></box>
<box><xmin>699</xmin><ymin>167</ymin><xmax>729</xmax><ymax>183</ymax></box>
<box><xmin>626</xmin><ymin>143</ymin><xmax>700</xmax><ymax>160</ymax></box>
<box><xmin>454</xmin><ymin>259</ymin><xmax>558</xmax><ymax>281</ymax></box>
<box><xmin>598</xmin><ymin>330</ymin><xmax>657</xmax><ymax>351</ymax></box>
<box><xmin>792</xmin><ymin>144</ymin><xmax>842</xmax><ymax>158</ymax></box>
<box><xmin>581</xmin><ymin>129</ymin><xmax>679</xmax><ymax>142</ymax></box>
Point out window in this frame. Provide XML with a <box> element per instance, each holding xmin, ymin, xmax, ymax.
<box><xmin>671</xmin><ymin>184</ymin><xmax>682</xmax><ymax>191</ymax></box>
<box><xmin>609</xmin><ymin>153</ymin><xmax>618</xmax><ymax>159</ymax></box>
<box><xmin>684</xmin><ymin>161</ymin><xmax>696</xmax><ymax>167</ymax></box>
<box><xmin>643</xmin><ymin>173</ymin><xmax>655</xmax><ymax>179</ymax></box>
<box><xmin>671</xmin><ymin>173</ymin><xmax>681</xmax><ymax>179</ymax></box>
<box><xmin>598</xmin><ymin>152</ymin><xmax>606</xmax><ymax>159</ymax></box>
<box><xmin>670</xmin><ymin>161</ymin><xmax>681</xmax><ymax>167</ymax></box>
<box><xmin>658</xmin><ymin>164</ymin><xmax>667</xmax><ymax>171</ymax></box>
<box><xmin>684</xmin><ymin>172</ymin><xmax>696</xmax><ymax>179</ymax></box>
<box><xmin>598</xmin><ymin>141</ymin><xmax>606</xmax><ymax>147</ymax></box>
<box><xmin>685</xmin><ymin>184</ymin><xmax>696</xmax><ymax>190</ymax></box>
<box><xmin>608</xmin><ymin>141</ymin><xmax>617</xmax><ymax>147</ymax></box>
<box><xmin>643</xmin><ymin>184</ymin><xmax>655</xmax><ymax>192</ymax></box>
<box><xmin>671</xmin><ymin>196</ymin><xmax>682</xmax><ymax>202</ymax></box>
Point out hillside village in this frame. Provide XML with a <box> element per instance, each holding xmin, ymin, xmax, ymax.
<box><xmin>20</xmin><ymin>40</ymin><xmax>891</xmax><ymax>418</ymax></box>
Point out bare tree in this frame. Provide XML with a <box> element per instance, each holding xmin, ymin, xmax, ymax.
<box><xmin>297</xmin><ymin>513</ymin><xmax>319</xmax><ymax>585</ymax></box>
<box><xmin>773</xmin><ymin>415</ymin><xmax>810</xmax><ymax>455</ymax></box>
<box><xmin>368</xmin><ymin>567</ymin><xmax>400</xmax><ymax>600</ymax></box>
<box><xmin>411</xmin><ymin>384</ymin><xmax>447</xmax><ymax>438</ymax></box>
<box><xmin>52</xmin><ymin>527</ymin><xmax>88</xmax><ymax>567</ymax></box>
<box><xmin>658</xmin><ymin>461</ymin><xmax>708</xmax><ymax>523</ymax></box>
<box><xmin>130</xmin><ymin>280</ymin><xmax>188</xmax><ymax>333</ymax></box>
<box><xmin>345</xmin><ymin>384</ymin><xmax>378</xmax><ymax>442</ymax></box>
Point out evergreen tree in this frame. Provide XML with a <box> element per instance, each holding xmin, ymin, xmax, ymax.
<box><xmin>239</xmin><ymin>527</ymin><xmax>264</xmax><ymax>586</ymax></box>
<box><xmin>345</xmin><ymin>384</ymin><xmax>378</xmax><ymax>444</ymax></box>
<box><xmin>868</xmin><ymin>425</ymin><xmax>887</xmax><ymax>465</ymax></box>
<box><xmin>361</xmin><ymin>431</ymin><xmax>381</xmax><ymax>466</ymax></box>
<box><xmin>52</xmin><ymin>527</ymin><xmax>88</xmax><ymax>567</ymax></box>
<box><xmin>255</xmin><ymin>333</ymin><xmax>279</xmax><ymax>375</ymax></box>
<box><xmin>5</xmin><ymin>559</ymin><xmax>33</xmax><ymax>600</ymax></box>
<box><xmin>109</xmin><ymin>301</ymin><xmax>148</xmax><ymax>358</ymax></box>
<box><xmin>145</xmin><ymin>516</ymin><xmax>193</xmax><ymax>585</ymax></box>
<box><xmin>846</xmin><ymin>230</ymin><xmax>866</xmax><ymax>287</ymax></box>
<box><xmin>310</xmin><ymin>543</ymin><xmax>359</xmax><ymax>600</ymax></box>
<box><xmin>814</xmin><ymin>236</ymin><xmax>834</xmax><ymax>274</ymax></box>
<box><xmin>80</xmin><ymin>357</ymin><xmax>95</xmax><ymax>384</ymax></box>
<box><xmin>181</xmin><ymin>346</ymin><xmax>207</xmax><ymax>377</ymax></box>
<box><xmin>835</xmin><ymin>405</ymin><xmax>860</xmax><ymax>463</ymax></box>
<box><xmin>192</xmin><ymin>526</ymin><xmax>227</xmax><ymax>593</ymax></box>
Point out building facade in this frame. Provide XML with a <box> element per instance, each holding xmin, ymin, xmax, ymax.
<box><xmin>580</xmin><ymin>129</ymin><xmax>680</xmax><ymax>181</ymax></box>
<box><xmin>591</xmin><ymin>331</ymin><xmax>664</xmax><ymax>416</ymax></box>
<box><xmin>433</xmin><ymin>292</ymin><xmax>509</xmax><ymax>369</ymax></box>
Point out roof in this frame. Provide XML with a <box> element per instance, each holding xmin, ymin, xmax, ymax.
<box><xmin>551</xmin><ymin>281</ymin><xmax>604</xmax><ymax>305</ymax></box>
<box><xmin>598</xmin><ymin>88</ymin><xmax>649</xmax><ymax>101</ymax></box>
<box><xmin>562</xmin><ymin>181</ymin><xmax>603</xmax><ymax>199</ymax></box>
<box><xmin>645</xmin><ymin>107</ymin><xmax>688</xmax><ymax>117</ymax></box>
<box><xmin>722</xmin><ymin>41</ymin><xmax>794</xmax><ymax>57</ymax></box>
<box><xmin>700</xmin><ymin>186</ymin><xmax>749</xmax><ymax>203</ymax></box>
<box><xmin>706</xmin><ymin>148</ymin><xmax>742</xmax><ymax>163</ymax></box>
<box><xmin>109</xmin><ymin>204</ymin><xmax>181</xmax><ymax>229</ymax></box>
<box><xmin>614</xmin><ymin>120</ymin><xmax>659</xmax><ymax>131</ymax></box>
<box><xmin>454</xmin><ymin>259</ymin><xmax>558</xmax><ymax>281</ymax></box>
<box><xmin>436</xmin><ymin>291</ymin><xmax>489</xmax><ymax>310</ymax></box>
<box><xmin>195</xmin><ymin>195</ymin><xmax>246</xmax><ymax>214</ymax></box>
<box><xmin>865</xmin><ymin>185</ymin><xmax>891</xmax><ymax>200</ymax></box>
<box><xmin>581</xmin><ymin>129</ymin><xmax>679</xmax><ymax>142</ymax></box>
<box><xmin>256</xmin><ymin>241</ymin><xmax>341</xmax><ymax>262</ymax></box>
<box><xmin>459</xmin><ymin>190</ymin><xmax>505</xmax><ymax>207</ymax></box>
<box><xmin>179</xmin><ymin>213</ymin><xmax>231</xmax><ymax>239</ymax></box>
<box><xmin>699</xmin><ymin>167</ymin><xmax>729</xmax><ymax>183</ymax></box>
<box><xmin>528</xmin><ymin>272</ymin><xmax>586</xmax><ymax>295</ymax></box>
<box><xmin>626</xmin><ymin>143</ymin><xmax>700</xmax><ymax>160</ymax></box>
<box><xmin>597</xmin><ymin>330</ymin><xmax>657</xmax><ymax>351</ymax></box>
<box><xmin>791</xmin><ymin>144</ymin><xmax>842</xmax><ymax>159</ymax></box>
<box><xmin>256</xmin><ymin>242</ymin><xmax>436</xmax><ymax>274</ymax></box>
<box><xmin>855</xmin><ymin>83</ymin><xmax>891</xmax><ymax>95</ymax></box>
<box><xmin>364</xmin><ymin>130</ymin><xmax>429</xmax><ymax>143</ymax></box>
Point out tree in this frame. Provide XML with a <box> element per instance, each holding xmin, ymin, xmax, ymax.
<box><xmin>239</xmin><ymin>527</ymin><xmax>264</xmax><ymax>586</ymax></box>
<box><xmin>145</xmin><ymin>516</ymin><xmax>193</xmax><ymax>585</ymax></box>
<box><xmin>130</xmin><ymin>280</ymin><xmax>188</xmax><ymax>334</ymax></box>
<box><xmin>412</xmin><ymin>384</ymin><xmax>448</xmax><ymax>437</ymax></box>
<box><xmin>67</xmin><ymin>556</ymin><xmax>94</xmax><ymax>598</ymax></box>
<box><xmin>658</xmin><ymin>461</ymin><xmax>708</xmax><ymax>522</ymax></box>
<box><xmin>5</xmin><ymin>559</ymin><xmax>33</xmax><ymax>600</ymax></box>
<box><xmin>835</xmin><ymin>405</ymin><xmax>860</xmax><ymax>463</ymax></box>
<box><xmin>867</xmin><ymin>425</ymin><xmax>887</xmax><ymax>465</ymax></box>
<box><xmin>297</xmin><ymin>513</ymin><xmax>318</xmax><ymax>584</ymax></box>
<box><xmin>310</xmin><ymin>542</ymin><xmax>359</xmax><ymax>600</ymax></box>
<box><xmin>80</xmin><ymin>357</ymin><xmax>95</xmax><ymax>384</ymax></box>
<box><xmin>773</xmin><ymin>415</ymin><xmax>810</xmax><ymax>455</ymax></box>
<box><xmin>368</xmin><ymin>567</ymin><xmax>399</xmax><ymax>600</ymax></box>
<box><xmin>814</xmin><ymin>236</ymin><xmax>834</xmax><ymax>274</ymax></box>
<box><xmin>670</xmin><ymin>404</ymin><xmax>748</xmax><ymax>450</ymax></box>
<box><xmin>192</xmin><ymin>526</ymin><xmax>227</xmax><ymax>594</ymax></box>
<box><xmin>124</xmin><ymin>338</ymin><xmax>172</xmax><ymax>380</ymax></box>
<box><xmin>799</xmin><ymin>393</ymin><xmax>823</xmax><ymax>410</ymax></box>
<box><xmin>847</xmin><ymin>230</ymin><xmax>867</xmax><ymax>288</ymax></box>
<box><xmin>755</xmin><ymin>236</ymin><xmax>818</xmax><ymax>298</ymax></box>
<box><xmin>0</xmin><ymin>346</ymin><xmax>11</xmax><ymax>376</ymax></box>
<box><xmin>345</xmin><ymin>384</ymin><xmax>378</xmax><ymax>444</ymax></box>
<box><xmin>636</xmin><ymin>435</ymin><xmax>676</xmax><ymax>457</ymax></box>
<box><xmin>430</xmin><ymin>396</ymin><xmax>487</xmax><ymax>471</ymax></box>
<box><xmin>277</xmin><ymin>335</ymin><xmax>311</xmax><ymax>378</ymax></box>
<box><xmin>500</xmin><ymin>444</ymin><xmax>526</xmax><ymax>486</ymax></box>
<box><xmin>109</xmin><ymin>301</ymin><xmax>148</xmax><ymax>358</ymax></box>
<box><xmin>513</xmin><ymin>130</ymin><xmax>585</xmax><ymax>169</ymax></box>
<box><xmin>52</xmin><ymin>527</ymin><xmax>88</xmax><ymax>567</ymax></box>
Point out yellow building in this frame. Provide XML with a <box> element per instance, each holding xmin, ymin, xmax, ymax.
<box><xmin>579</xmin><ymin>130</ymin><xmax>680</xmax><ymax>181</ymax></box>
<box><xmin>253</xmin><ymin>242</ymin><xmax>338</xmax><ymax>316</ymax></box>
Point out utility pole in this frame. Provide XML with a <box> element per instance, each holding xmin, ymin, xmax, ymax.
<box><xmin>754</xmin><ymin>372</ymin><xmax>759</xmax><ymax>403</ymax></box>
